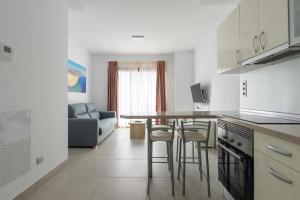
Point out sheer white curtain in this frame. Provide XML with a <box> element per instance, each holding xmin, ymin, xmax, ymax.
<box><xmin>118</xmin><ymin>62</ymin><xmax>157</xmax><ymax>127</ymax></box>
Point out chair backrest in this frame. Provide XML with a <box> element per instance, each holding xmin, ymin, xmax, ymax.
<box><xmin>180</xmin><ymin>120</ymin><xmax>211</xmax><ymax>143</ymax></box>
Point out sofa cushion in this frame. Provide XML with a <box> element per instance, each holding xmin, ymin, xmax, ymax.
<box><xmin>76</xmin><ymin>113</ymin><xmax>91</xmax><ymax>119</ymax></box>
<box><xmin>85</xmin><ymin>103</ymin><xmax>97</xmax><ymax>113</ymax></box>
<box><xmin>98</xmin><ymin>118</ymin><xmax>117</xmax><ymax>136</ymax></box>
<box><xmin>68</xmin><ymin>104</ymin><xmax>89</xmax><ymax>118</ymax></box>
<box><xmin>90</xmin><ymin>111</ymin><xmax>100</xmax><ymax>119</ymax></box>
<box><xmin>86</xmin><ymin>103</ymin><xmax>100</xmax><ymax>119</ymax></box>
<box><xmin>99</xmin><ymin>111</ymin><xmax>116</xmax><ymax>119</ymax></box>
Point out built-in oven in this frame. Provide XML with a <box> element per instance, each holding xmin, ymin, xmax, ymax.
<box><xmin>217</xmin><ymin>119</ymin><xmax>254</xmax><ymax>200</ymax></box>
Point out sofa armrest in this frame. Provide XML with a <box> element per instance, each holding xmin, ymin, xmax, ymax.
<box><xmin>98</xmin><ymin>111</ymin><xmax>116</xmax><ymax>119</ymax></box>
<box><xmin>68</xmin><ymin>118</ymin><xmax>98</xmax><ymax>147</ymax></box>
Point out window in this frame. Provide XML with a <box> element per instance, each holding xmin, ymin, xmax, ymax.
<box><xmin>118</xmin><ymin>62</ymin><xmax>157</xmax><ymax>127</ymax></box>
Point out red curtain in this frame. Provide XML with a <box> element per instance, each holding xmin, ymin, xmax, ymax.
<box><xmin>156</xmin><ymin>61</ymin><xmax>166</xmax><ymax>123</ymax></box>
<box><xmin>107</xmin><ymin>61</ymin><xmax>119</xmax><ymax>117</ymax></box>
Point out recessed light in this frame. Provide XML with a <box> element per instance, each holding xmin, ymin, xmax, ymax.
<box><xmin>132</xmin><ymin>35</ymin><xmax>145</xmax><ymax>42</ymax></box>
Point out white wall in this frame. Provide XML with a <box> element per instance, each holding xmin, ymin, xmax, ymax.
<box><xmin>68</xmin><ymin>37</ymin><xmax>91</xmax><ymax>104</ymax></box>
<box><xmin>240</xmin><ymin>58</ymin><xmax>300</xmax><ymax>114</ymax></box>
<box><xmin>90</xmin><ymin>54</ymin><xmax>175</xmax><ymax>111</ymax></box>
<box><xmin>174</xmin><ymin>51</ymin><xmax>195</xmax><ymax>111</ymax></box>
<box><xmin>194</xmin><ymin>29</ymin><xmax>240</xmax><ymax>111</ymax></box>
<box><xmin>0</xmin><ymin>0</ymin><xmax>68</xmax><ymax>199</ymax></box>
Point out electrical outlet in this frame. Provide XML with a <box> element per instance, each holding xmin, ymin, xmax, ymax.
<box><xmin>0</xmin><ymin>43</ymin><xmax>13</xmax><ymax>61</ymax></box>
<box><xmin>242</xmin><ymin>80</ymin><xmax>247</xmax><ymax>97</ymax></box>
<box><xmin>36</xmin><ymin>156</ymin><xmax>44</xmax><ymax>165</ymax></box>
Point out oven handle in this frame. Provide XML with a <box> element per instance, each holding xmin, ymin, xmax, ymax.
<box><xmin>218</xmin><ymin>142</ymin><xmax>241</xmax><ymax>160</ymax></box>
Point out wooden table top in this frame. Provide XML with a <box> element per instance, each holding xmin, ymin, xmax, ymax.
<box><xmin>120</xmin><ymin>111</ymin><xmax>224</xmax><ymax>119</ymax></box>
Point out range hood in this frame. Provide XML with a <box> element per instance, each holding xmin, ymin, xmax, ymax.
<box><xmin>241</xmin><ymin>0</ymin><xmax>300</xmax><ymax>66</ymax></box>
<box><xmin>241</xmin><ymin>43</ymin><xmax>300</xmax><ymax>66</ymax></box>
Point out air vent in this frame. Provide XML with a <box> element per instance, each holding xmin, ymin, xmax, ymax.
<box><xmin>131</xmin><ymin>35</ymin><xmax>145</xmax><ymax>42</ymax></box>
<box><xmin>217</xmin><ymin>119</ymin><xmax>254</xmax><ymax>141</ymax></box>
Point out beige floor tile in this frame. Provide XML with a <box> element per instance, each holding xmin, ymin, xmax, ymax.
<box><xmin>151</xmin><ymin>163</ymin><xmax>172</xmax><ymax>178</ymax></box>
<box><xmin>91</xmin><ymin>178</ymin><xmax>146</xmax><ymax>200</ymax></box>
<box><xmin>55</xmin><ymin>159</ymin><xmax>113</xmax><ymax>178</ymax></box>
<box><xmin>117</xmin><ymin>146</ymin><xmax>147</xmax><ymax>159</ymax></box>
<box><xmin>147</xmin><ymin>178</ymin><xmax>177</xmax><ymax>200</ymax></box>
<box><xmin>26</xmin><ymin>129</ymin><xmax>225</xmax><ymax>200</ymax></box>
<box><xmin>182</xmin><ymin>178</ymin><xmax>226</xmax><ymax>200</ymax></box>
<box><xmin>85</xmin><ymin>148</ymin><xmax>120</xmax><ymax>160</ymax></box>
<box><xmin>147</xmin><ymin>177</ymin><xmax>220</xmax><ymax>200</ymax></box>
<box><xmin>68</xmin><ymin>148</ymin><xmax>91</xmax><ymax>161</ymax></box>
<box><xmin>175</xmin><ymin>149</ymin><xmax>218</xmax><ymax>179</ymax></box>
<box><xmin>24</xmin><ymin>178</ymin><xmax>58</xmax><ymax>200</ymax></box>
<box><xmin>175</xmin><ymin>178</ymin><xmax>211</xmax><ymax>200</ymax></box>
<box><xmin>30</xmin><ymin>178</ymin><xmax>98</xmax><ymax>200</ymax></box>
<box><xmin>98</xmin><ymin>139</ymin><xmax>125</xmax><ymax>150</ymax></box>
<box><xmin>105</xmin><ymin>159</ymin><xmax>147</xmax><ymax>178</ymax></box>
<box><xmin>120</xmin><ymin>140</ymin><xmax>147</xmax><ymax>152</ymax></box>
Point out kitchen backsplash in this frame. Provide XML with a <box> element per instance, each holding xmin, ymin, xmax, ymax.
<box><xmin>240</xmin><ymin>57</ymin><xmax>300</xmax><ymax>114</ymax></box>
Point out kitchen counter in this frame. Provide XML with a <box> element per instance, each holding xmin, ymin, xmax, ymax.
<box><xmin>222</xmin><ymin>118</ymin><xmax>300</xmax><ymax>145</ymax></box>
<box><xmin>120</xmin><ymin>111</ymin><xmax>222</xmax><ymax>119</ymax></box>
<box><xmin>121</xmin><ymin>111</ymin><xmax>300</xmax><ymax>145</ymax></box>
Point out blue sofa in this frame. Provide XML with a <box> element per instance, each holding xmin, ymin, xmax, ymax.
<box><xmin>68</xmin><ymin>103</ymin><xmax>117</xmax><ymax>147</ymax></box>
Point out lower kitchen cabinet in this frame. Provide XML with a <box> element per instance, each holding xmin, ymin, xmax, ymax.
<box><xmin>254</xmin><ymin>131</ymin><xmax>300</xmax><ymax>172</ymax></box>
<box><xmin>254</xmin><ymin>150</ymin><xmax>300</xmax><ymax>200</ymax></box>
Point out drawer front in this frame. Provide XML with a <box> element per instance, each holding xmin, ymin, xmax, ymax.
<box><xmin>255</xmin><ymin>150</ymin><xmax>300</xmax><ymax>200</ymax></box>
<box><xmin>254</xmin><ymin>131</ymin><xmax>300</xmax><ymax>172</ymax></box>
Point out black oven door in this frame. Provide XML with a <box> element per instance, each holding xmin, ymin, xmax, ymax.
<box><xmin>218</xmin><ymin>139</ymin><xmax>253</xmax><ymax>200</ymax></box>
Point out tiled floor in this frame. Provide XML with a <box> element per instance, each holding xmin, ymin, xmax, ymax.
<box><xmin>25</xmin><ymin>129</ymin><xmax>226</xmax><ymax>200</ymax></box>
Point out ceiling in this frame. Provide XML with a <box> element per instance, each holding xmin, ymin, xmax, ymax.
<box><xmin>68</xmin><ymin>0</ymin><xmax>238</xmax><ymax>54</ymax></box>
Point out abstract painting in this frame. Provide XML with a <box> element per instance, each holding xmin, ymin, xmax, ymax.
<box><xmin>68</xmin><ymin>60</ymin><xmax>87</xmax><ymax>93</ymax></box>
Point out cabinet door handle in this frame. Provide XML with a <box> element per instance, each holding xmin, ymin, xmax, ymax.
<box><xmin>259</xmin><ymin>31</ymin><xmax>266</xmax><ymax>51</ymax></box>
<box><xmin>235</xmin><ymin>50</ymin><xmax>241</xmax><ymax>65</ymax></box>
<box><xmin>267</xmin><ymin>167</ymin><xmax>293</xmax><ymax>185</ymax></box>
<box><xmin>252</xmin><ymin>35</ymin><xmax>259</xmax><ymax>54</ymax></box>
<box><xmin>267</xmin><ymin>144</ymin><xmax>292</xmax><ymax>157</ymax></box>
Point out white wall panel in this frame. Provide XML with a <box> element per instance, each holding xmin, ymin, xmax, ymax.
<box><xmin>0</xmin><ymin>0</ymin><xmax>68</xmax><ymax>199</ymax></box>
<box><xmin>240</xmin><ymin>58</ymin><xmax>300</xmax><ymax>114</ymax></box>
<box><xmin>0</xmin><ymin>110</ymin><xmax>31</xmax><ymax>188</ymax></box>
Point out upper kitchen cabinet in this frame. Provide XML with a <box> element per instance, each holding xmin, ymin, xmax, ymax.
<box><xmin>258</xmin><ymin>0</ymin><xmax>289</xmax><ymax>52</ymax></box>
<box><xmin>239</xmin><ymin>0</ymin><xmax>260</xmax><ymax>61</ymax></box>
<box><xmin>217</xmin><ymin>0</ymin><xmax>300</xmax><ymax>74</ymax></box>
<box><xmin>217</xmin><ymin>23</ymin><xmax>225</xmax><ymax>73</ymax></box>
<box><xmin>289</xmin><ymin>0</ymin><xmax>300</xmax><ymax>45</ymax></box>
<box><xmin>217</xmin><ymin>7</ymin><xmax>240</xmax><ymax>73</ymax></box>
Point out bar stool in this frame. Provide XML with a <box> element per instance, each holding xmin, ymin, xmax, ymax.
<box><xmin>152</xmin><ymin>119</ymin><xmax>173</xmax><ymax>169</ymax></box>
<box><xmin>176</xmin><ymin>119</ymin><xmax>197</xmax><ymax>162</ymax></box>
<box><xmin>147</xmin><ymin>119</ymin><xmax>175</xmax><ymax>196</ymax></box>
<box><xmin>177</xmin><ymin>120</ymin><xmax>211</xmax><ymax>196</ymax></box>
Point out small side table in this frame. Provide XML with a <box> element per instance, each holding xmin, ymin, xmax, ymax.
<box><xmin>129</xmin><ymin>121</ymin><xmax>145</xmax><ymax>139</ymax></box>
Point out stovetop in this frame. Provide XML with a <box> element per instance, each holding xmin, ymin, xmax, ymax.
<box><xmin>223</xmin><ymin>111</ymin><xmax>300</xmax><ymax>124</ymax></box>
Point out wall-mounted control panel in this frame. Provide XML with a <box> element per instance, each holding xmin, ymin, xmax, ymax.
<box><xmin>242</xmin><ymin>80</ymin><xmax>247</xmax><ymax>97</ymax></box>
<box><xmin>0</xmin><ymin>43</ymin><xmax>13</xmax><ymax>61</ymax></box>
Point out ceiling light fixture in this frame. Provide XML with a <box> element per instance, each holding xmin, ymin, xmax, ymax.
<box><xmin>132</xmin><ymin>35</ymin><xmax>145</xmax><ymax>42</ymax></box>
